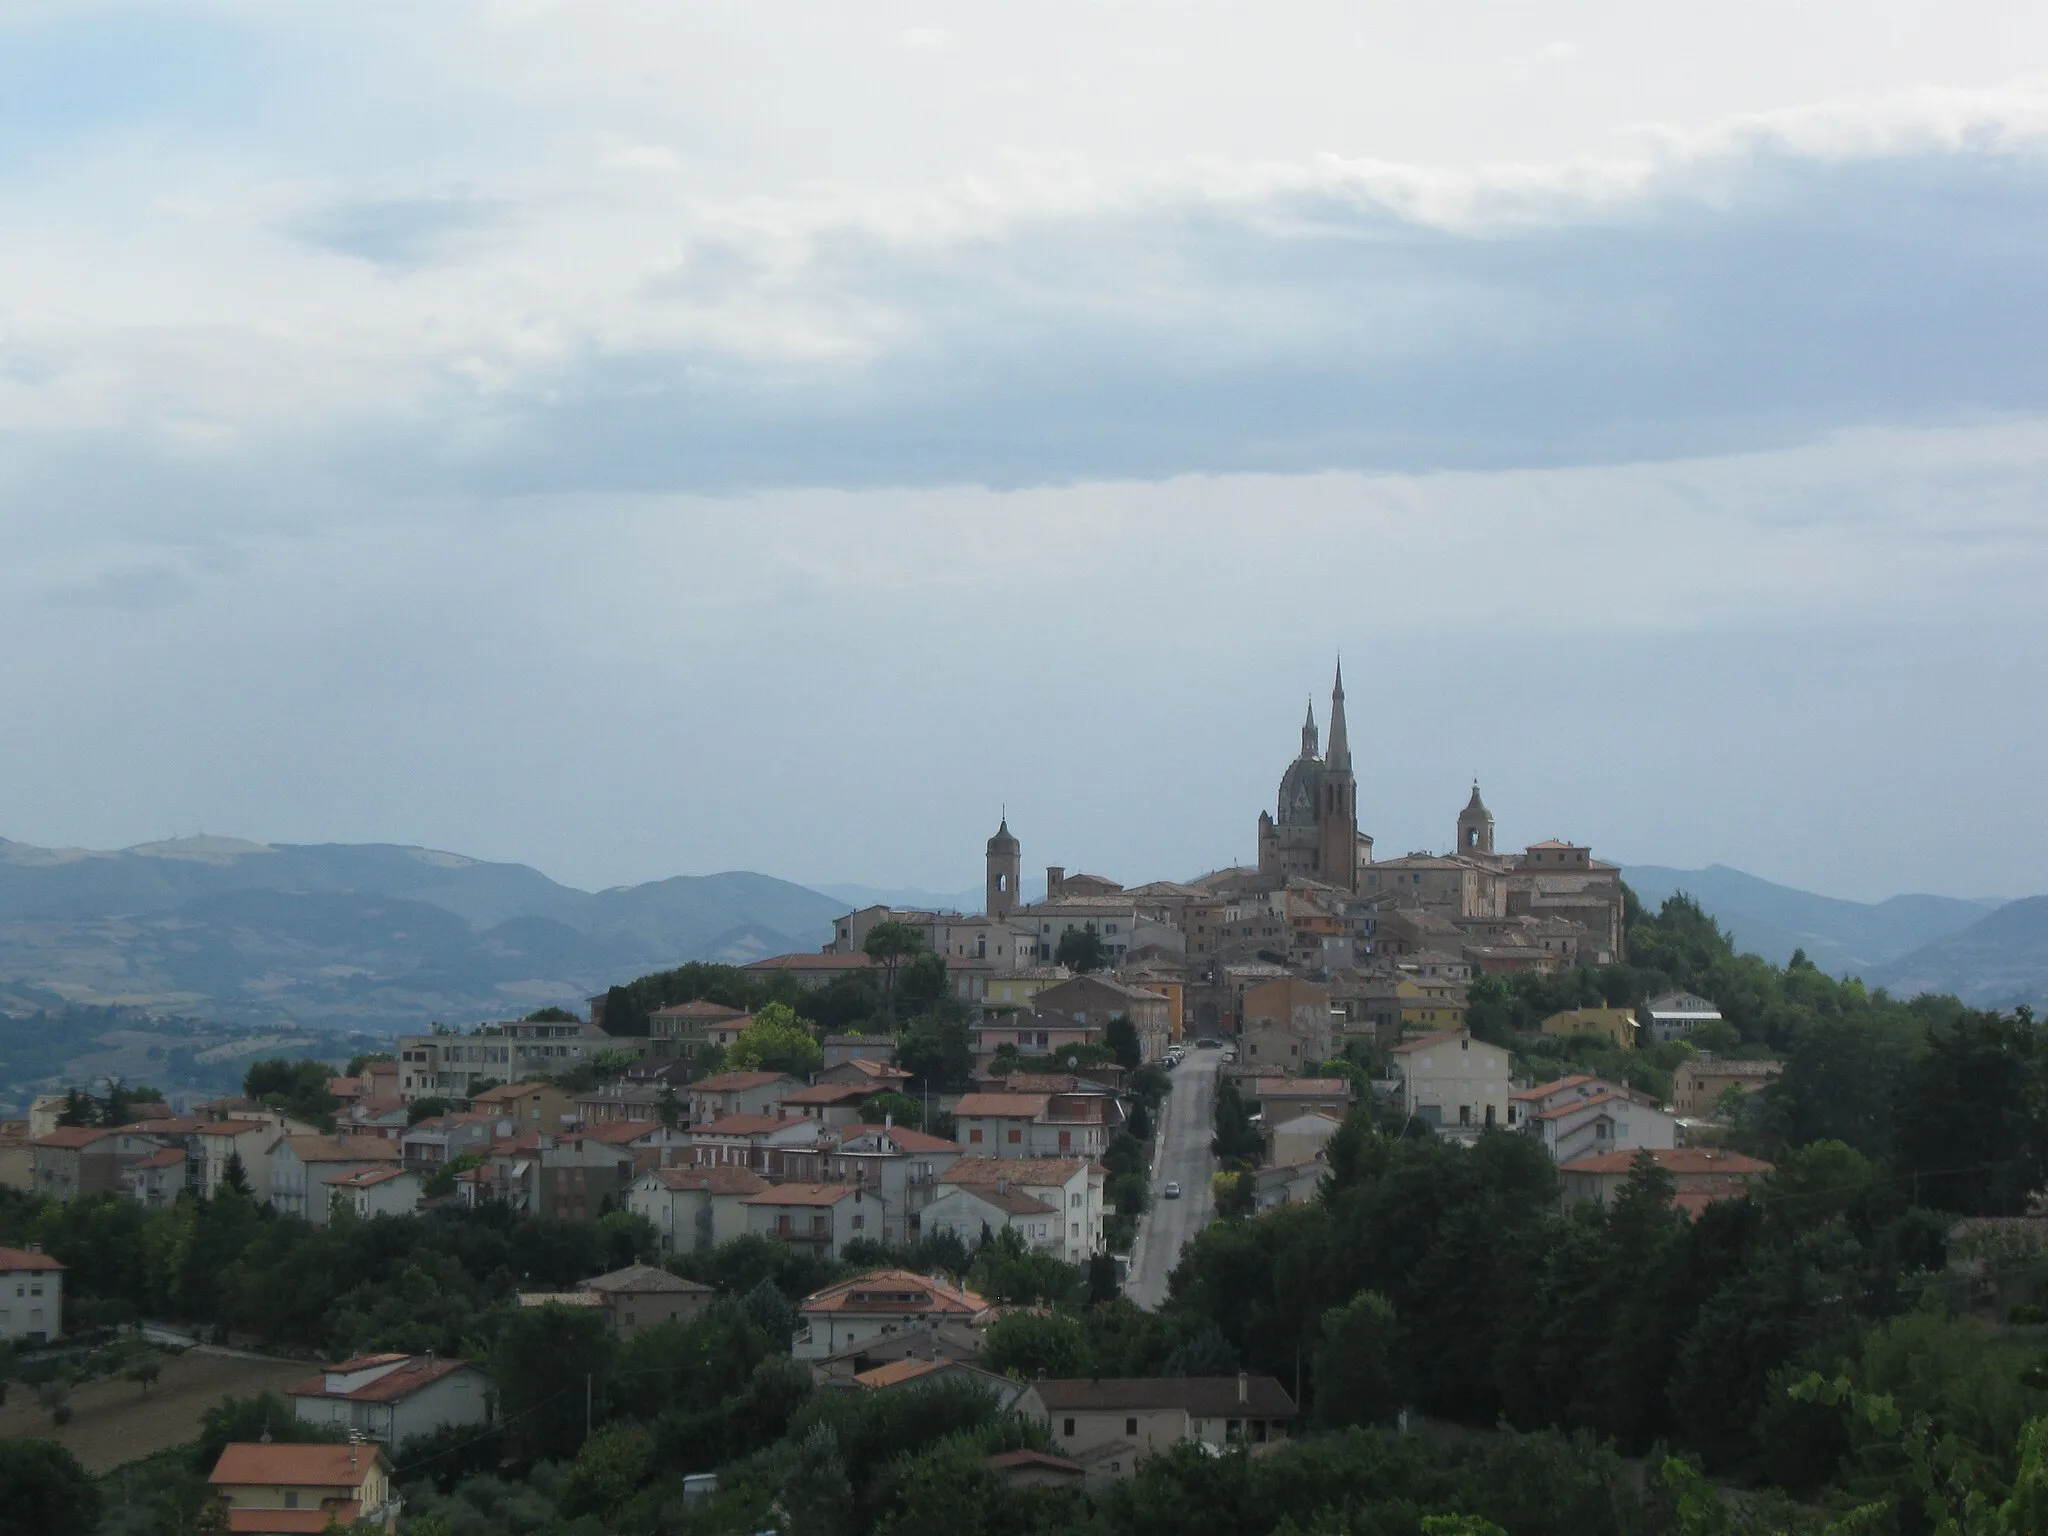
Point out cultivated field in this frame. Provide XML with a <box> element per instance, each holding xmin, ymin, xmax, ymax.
<box><xmin>0</xmin><ymin>1348</ymin><xmax>306</xmax><ymax>1473</ymax></box>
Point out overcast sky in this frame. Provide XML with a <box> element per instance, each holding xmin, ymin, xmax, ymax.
<box><xmin>5</xmin><ymin>2</ymin><xmax>2047</xmax><ymax>904</ymax></box>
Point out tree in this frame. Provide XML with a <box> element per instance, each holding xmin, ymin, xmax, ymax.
<box><xmin>220</xmin><ymin>1150</ymin><xmax>251</xmax><ymax>1196</ymax></box>
<box><xmin>1106</xmin><ymin>1015</ymin><xmax>1143</xmax><ymax>1070</ymax></box>
<box><xmin>1312</xmin><ymin>1291</ymin><xmax>1403</xmax><ymax>1429</ymax></box>
<box><xmin>124</xmin><ymin>1354</ymin><xmax>164</xmax><ymax>1396</ymax></box>
<box><xmin>1055</xmin><ymin>928</ymin><xmax>1108</xmax><ymax>974</ymax></box>
<box><xmin>727</xmin><ymin>1003</ymin><xmax>824</xmax><ymax>1076</ymax></box>
<box><xmin>344</xmin><ymin>1051</ymin><xmax>395</xmax><ymax>1076</ymax></box>
<box><xmin>897</xmin><ymin>952</ymin><xmax>952</xmax><ymax>1015</ymax></box>
<box><xmin>526</xmin><ymin>1005</ymin><xmax>579</xmax><ymax>1022</ymax></box>
<box><xmin>492</xmin><ymin>1302</ymin><xmax>617</xmax><ymax>1458</ymax></box>
<box><xmin>981</xmin><ymin>1310</ymin><xmax>1090</xmax><ymax>1378</ymax></box>
<box><xmin>559</xmin><ymin>1422</ymin><xmax>657</xmax><ymax>1519</ymax></box>
<box><xmin>864</xmin><ymin>922</ymin><xmax>927</xmax><ymax>1024</ymax></box>
<box><xmin>242</xmin><ymin>1058</ymin><xmax>337</xmax><ymax>1129</ymax></box>
<box><xmin>406</xmin><ymin>1096</ymin><xmax>456</xmax><ymax>1125</ymax></box>
<box><xmin>1894</xmin><ymin>1011</ymin><xmax>2048</xmax><ymax>1217</ymax></box>
<box><xmin>744</xmin><ymin>1277</ymin><xmax>798</xmax><ymax>1347</ymax></box>
<box><xmin>857</xmin><ymin>1092</ymin><xmax>924</xmax><ymax>1129</ymax></box>
<box><xmin>0</xmin><ymin>1439</ymin><xmax>101</xmax><ymax>1536</ymax></box>
<box><xmin>55</xmin><ymin>1088</ymin><xmax>95</xmax><ymax>1127</ymax></box>
<box><xmin>897</xmin><ymin>1018</ymin><xmax>974</xmax><ymax>1094</ymax></box>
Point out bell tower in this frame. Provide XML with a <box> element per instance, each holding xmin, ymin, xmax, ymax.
<box><xmin>1458</xmin><ymin>782</ymin><xmax>1495</xmax><ymax>855</ymax></box>
<box><xmin>986</xmin><ymin>815</ymin><xmax>1021</xmax><ymax>922</ymax></box>
<box><xmin>1316</xmin><ymin>660</ymin><xmax>1359</xmax><ymax>892</ymax></box>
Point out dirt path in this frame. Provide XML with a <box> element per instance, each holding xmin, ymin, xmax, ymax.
<box><xmin>0</xmin><ymin>1348</ymin><xmax>307</xmax><ymax>1473</ymax></box>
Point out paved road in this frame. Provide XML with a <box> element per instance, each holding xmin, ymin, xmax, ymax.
<box><xmin>1127</xmin><ymin>1047</ymin><xmax>1221</xmax><ymax>1309</ymax></box>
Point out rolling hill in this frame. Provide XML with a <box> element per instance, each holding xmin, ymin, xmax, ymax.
<box><xmin>0</xmin><ymin>836</ymin><xmax>842</xmax><ymax>1032</ymax></box>
<box><xmin>1621</xmin><ymin>864</ymin><xmax>2004</xmax><ymax>976</ymax></box>
<box><xmin>1869</xmin><ymin>896</ymin><xmax>2048</xmax><ymax>1010</ymax></box>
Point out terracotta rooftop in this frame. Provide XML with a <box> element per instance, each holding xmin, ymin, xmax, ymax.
<box><xmin>1389</xmin><ymin>1029</ymin><xmax>1468</xmax><ymax>1054</ymax></box>
<box><xmin>691</xmin><ymin>1113</ymin><xmax>798</xmax><ymax>1138</ymax></box>
<box><xmin>988</xmin><ymin>1448</ymin><xmax>1082</xmax><ymax>1475</ymax></box>
<box><xmin>286</xmin><ymin>1355</ymin><xmax>472</xmax><ymax>1403</ymax></box>
<box><xmin>209</xmin><ymin>1442</ymin><xmax>386</xmax><ymax>1487</ymax></box>
<box><xmin>952</xmin><ymin>1093</ymin><xmax>1051</xmax><ymax>1118</ymax></box>
<box><xmin>325</xmin><ymin>1166</ymin><xmax>414</xmax><ymax>1188</ymax></box>
<box><xmin>31</xmin><ymin>1126</ymin><xmax>121</xmax><ymax>1148</ymax></box>
<box><xmin>853</xmin><ymin>1357</ymin><xmax>944</xmax><ymax>1389</ymax></box>
<box><xmin>838</xmin><ymin>1125</ymin><xmax>962</xmax><ymax>1154</ymax></box>
<box><xmin>1509</xmin><ymin>1075</ymin><xmax>1598</xmax><ymax>1101</ymax></box>
<box><xmin>579</xmin><ymin>1263</ymin><xmax>714</xmax><ymax>1296</ymax></box>
<box><xmin>650</xmin><ymin>999</ymin><xmax>751</xmax><ymax>1019</ymax></box>
<box><xmin>745</xmin><ymin>952</ymin><xmax>878</xmax><ymax>970</ymax></box>
<box><xmin>279</xmin><ymin>1136</ymin><xmax>402</xmax><ymax>1164</ymax></box>
<box><xmin>743</xmin><ymin>1182</ymin><xmax>858</xmax><ymax>1207</ymax></box>
<box><xmin>129</xmin><ymin>1147</ymin><xmax>187</xmax><ymax>1170</ymax></box>
<box><xmin>0</xmin><ymin>1246</ymin><xmax>64</xmax><ymax>1272</ymax></box>
<box><xmin>644</xmin><ymin>1166</ymin><xmax>768</xmax><ymax>1195</ymax></box>
<box><xmin>951</xmin><ymin>1185</ymin><xmax>1055</xmax><ymax>1215</ymax></box>
<box><xmin>801</xmin><ymin>1268</ymin><xmax>990</xmax><ymax>1317</ymax></box>
<box><xmin>1246</xmin><ymin>1078</ymin><xmax>1353</xmax><ymax>1097</ymax></box>
<box><xmin>691</xmin><ymin>1071</ymin><xmax>792</xmax><ymax>1093</ymax></box>
<box><xmin>782</xmin><ymin>1082</ymin><xmax>884</xmax><ymax>1106</ymax></box>
<box><xmin>940</xmin><ymin>1156</ymin><xmax>1090</xmax><ymax>1187</ymax></box>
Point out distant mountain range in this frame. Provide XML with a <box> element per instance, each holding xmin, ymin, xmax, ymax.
<box><xmin>1621</xmin><ymin>864</ymin><xmax>2006</xmax><ymax>975</ymax></box>
<box><xmin>0</xmin><ymin>837</ymin><xmax>843</xmax><ymax>1032</ymax></box>
<box><xmin>2</xmin><ymin>836</ymin><xmax>2042</xmax><ymax>1034</ymax></box>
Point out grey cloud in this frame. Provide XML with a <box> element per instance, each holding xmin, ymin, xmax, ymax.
<box><xmin>432</xmin><ymin>143</ymin><xmax>2048</xmax><ymax>493</ymax></box>
<box><xmin>288</xmin><ymin>193</ymin><xmax>512</xmax><ymax>271</ymax></box>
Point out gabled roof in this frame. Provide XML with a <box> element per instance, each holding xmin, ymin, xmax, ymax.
<box><xmin>644</xmin><ymin>1165</ymin><xmax>769</xmax><ymax>1195</ymax></box>
<box><xmin>326</xmin><ymin>1166</ymin><xmax>416</xmax><ymax>1188</ymax></box>
<box><xmin>278</xmin><ymin>1135</ymin><xmax>402</xmax><ymax>1164</ymax></box>
<box><xmin>579</xmin><ymin>1119</ymin><xmax>664</xmax><ymax>1145</ymax></box>
<box><xmin>1388</xmin><ymin>1029</ymin><xmax>1466</xmax><ymax>1054</ymax></box>
<box><xmin>470</xmin><ymin>1080</ymin><xmax>553</xmax><ymax>1103</ymax></box>
<box><xmin>579</xmin><ymin>1263</ymin><xmax>714</xmax><ymax>1296</ymax></box>
<box><xmin>801</xmin><ymin>1268</ymin><xmax>990</xmax><ymax>1317</ymax></box>
<box><xmin>650</xmin><ymin>999</ymin><xmax>751</xmax><ymax>1019</ymax></box>
<box><xmin>691</xmin><ymin>1071</ymin><xmax>792</xmax><ymax>1093</ymax></box>
<box><xmin>129</xmin><ymin>1147</ymin><xmax>188</xmax><ymax>1170</ymax></box>
<box><xmin>783</xmin><ymin>1082</ymin><xmax>885</xmax><ymax>1106</ymax></box>
<box><xmin>943</xmin><ymin>1184</ymin><xmax>1054</xmax><ymax>1215</ymax></box>
<box><xmin>939</xmin><ymin>1156</ymin><xmax>1090</xmax><ymax>1187</ymax></box>
<box><xmin>1025</xmin><ymin>1376</ymin><xmax>1297</xmax><ymax>1417</ymax></box>
<box><xmin>31</xmin><ymin>1126</ymin><xmax>122</xmax><ymax>1149</ymax></box>
<box><xmin>988</xmin><ymin>1448</ymin><xmax>1082</xmax><ymax>1475</ymax></box>
<box><xmin>952</xmin><ymin>1093</ymin><xmax>1051</xmax><ymax>1118</ymax></box>
<box><xmin>1246</xmin><ymin>1078</ymin><xmax>1352</xmax><ymax>1097</ymax></box>
<box><xmin>744</xmin><ymin>1182</ymin><xmax>859</xmax><ymax>1206</ymax></box>
<box><xmin>838</xmin><ymin>1125</ymin><xmax>962</xmax><ymax>1154</ymax></box>
<box><xmin>855</xmin><ymin>1356</ymin><xmax>946</xmax><ymax>1388</ymax></box>
<box><xmin>128</xmin><ymin>1116</ymin><xmax>208</xmax><ymax>1134</ymax></box>
<box><xmin>691</xmin><ymin>1113</ymin><xmax>799</xmax><ymax>1138</ymax></box>
<box><xmin>285</xmin><ymin>1355</ymin><xmax>475</xmax><ymax>1403</ymax></box>
<box><xmin>745</xmin><ymin>952</ymin><xmax>878</xmax><ymax>971</ymax></box>
<box><xmin>0</xmin><ymin>1246</ymin><xmax>64</xmax><ymax>1272</ymax></box>
<box><xmin>209</xmin><ymin>1442</ymin><xmax>386</xmax><ymax>1488</ymax></box>
<box><xmin>1509</xmin><ymin>1074</ymin><xmax>1598</xmax><ymax>1102</ymax></box>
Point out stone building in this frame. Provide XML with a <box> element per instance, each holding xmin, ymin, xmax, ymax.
<box><xmin>1256</xmin><ymin>663</ymin><xmax>1372</xmax><ymax>891</ymax></box>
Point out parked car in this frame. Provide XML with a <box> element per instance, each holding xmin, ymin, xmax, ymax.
<box><xmin>1195</xmin><ymin>1037</ymin><xmax>1220</xmax><ymax>1049</ymax></box>
<box><xmin>1163</xmin><ymin>1182</ymin><xmax>1182</xmax><ymax>1199</ymax></box>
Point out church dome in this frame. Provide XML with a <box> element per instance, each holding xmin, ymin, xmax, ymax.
<box><xmin>1276</xmin><ymin>757</ymin><xmax>1321</xmax><ymax>828</ymax></box>
<box><xmin>986</xmin><ymin>818</ymin><xmax>1020</xmax><ymax>854</ymax></box>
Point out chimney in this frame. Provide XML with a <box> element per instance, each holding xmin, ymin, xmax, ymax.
<box><xmin>1237</xmin><ymin>1371</ymin><xmax>1249</xmax><ymax>1404</ymax></box>
<box><xmin>27</xmin><ymin>1243</ymin><xmax>39</xmax><ymax>1255</ymax></box>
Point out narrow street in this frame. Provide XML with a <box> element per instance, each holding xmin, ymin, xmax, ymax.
<box><xmin>1126</xmin><ymin>1046</ymin><xmax>1221</xmax><ymax>1309</ymax></box>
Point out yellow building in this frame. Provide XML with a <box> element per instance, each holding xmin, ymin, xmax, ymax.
<box><xmin>209</xmin><ymin>1441</ymin><xmax>399</xmax><ymax>1534</ymax></box>
<box><xmin>984</xmin><ymin>967</ymin><xmax>1073</xmax><ymax>1010</ymax></box>
<box><xmin>1539</xmin><ymin>1007</ymin><xmax>1637</xmax><ymax>1050</ymax></box>
<box><xmin>1121</xmin><ymin>977</ymin><xmax>1185</xmax><ymax>1042</ymax></box>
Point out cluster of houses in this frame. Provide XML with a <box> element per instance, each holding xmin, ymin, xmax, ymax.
<box><xmin>0</xmin><ymin>1027</ymin><xmax>1125</xmax><ymax>1293</ymax></box>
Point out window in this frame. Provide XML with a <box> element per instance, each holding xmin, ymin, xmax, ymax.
<box><xmin>851</xmin><ymin>1213</ymin><xmax>865</xmax><ymax>1229</ymax></box>
<box><xmin>970</xmin><ymin>1129</ymin><xmax>984</xmax><ymax>1144</ymax></box>
<box><xmin>1062</xmin><ymin>1417</ymin><xmax>1077</xmax><ymax>1436</ymax></box>
<box><xmin>1126</xmin><ymin>1417</ymin><xmax>1138</xmax><ymax>1435</ymax></box>
<box><xmin>1070</xmin><ymin>1193</ymin><xmax>1082</xmax><ymax>1207</ymax></box>
<box><xmin>1007</xmin><ymin>1129</ymin><xmax>1022</xmax><ymax>1144</ymax></box>
<box><xmin>284</xmin><ymin>1493</ymin><xmax>300</xmax><ymax>1511</ymax></box>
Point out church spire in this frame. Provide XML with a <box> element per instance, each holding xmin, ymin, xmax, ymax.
<box><xmin>1301</xmin><ymin>698</ymin><xmax>1319</xmax><ymax>758</ymax></box>
<box><xmin>1326</xmin><ymin>658</ymin><xmax>1350</xmax><ymax>773</ymax></box>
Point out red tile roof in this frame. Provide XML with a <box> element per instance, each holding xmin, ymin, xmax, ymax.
<box><xmin>742</xmin><ymin>1182</ymin><xmax>857</xmax><ymax>1207</ymax></box>
<box><xmin>1509</xmin><ymin>1075</ymin><xmax>1598</xmax><ymax>1101</ymax></box>
<box><xmin>129</xmin><ymin>1147</ymin><xmax>187</xmax><ymax>1170</ymax></box>
<box><xmin>690</xmin><ymin>1113</ymin><xmax>794</xmax><ymax>1138</ymax></box>
<box><xmin>279</xmin><ymin>1136</ymin><xmax>401</xmax><ymax>1164</ymax></box>
<box><xmin>839</xmin><ymin>1125</ymin><xmax>962</xmax><ymax>1153</ymax></box>
<box><xmin>285</xmin><ymin>1355</ymin><xmax>473</xmax><ymax>1403</ymax></box>
<box><xmin>782</xmin><ymin>1082</ymin><xmax>884</xmax><ymax>1106</ymax></box>
<box><xmin>691</xmin><ymin>1071</ymin><xmax>792</xmax><ymax>1093</ymax></box>
<box><xmin>209</xmin><ymin>1442</ymin><xmax>385</xmax><ymax>1488</ymax></box>
<box><xmin>0</xmin><ymin>1246</ymin><xmax>64</xmax><ymax>1272</ymax></box>
<box><xmin>953</xmin><ymin>1093</ymin><xmax>1051</xmax><ymax>1118</ymax></box>
<box><xmin>646</xmin><ymin>1166</ymin><xmax>768</xmax><ymax>1195</ymax></box>
<box><xmin>1389</xmin><ymin>1029</ymin><xmax>1466</xmax><ymax>1054</ymax></box>
<box><xmin>988</xmin><ymin>1448</ymin><xmax>1082</xmax><ymax>1475</ymax></box>
<box><xmin>651</xmin><ymin>999</ymin><xmax>752</xmax><ymax>1018</ymax></box>
<box><xmin>854</xmin><ymin>1357</ymin><xmax>942</xmax><ymax>1388</ymax></box>
<box><xmin>745</xmin><ymin>953</ymin><xmax>877</xmax><ymax>971</ymax></box>
<box><xmin>31</xmin><ymin>1126</ymin><xmax>121</xmax><ymax>1149</ymax></box>
<box><xmin>940</xmin><ymin>1156</ymin><xmax>1089</xmax><ymax>1187</ymax></box>
<box><xmin>801</xmin><ymin>1268</ymin><xmax>989</xmax><ymax>1317</ymax></box>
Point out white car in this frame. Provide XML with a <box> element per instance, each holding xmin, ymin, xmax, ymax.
<box><xmin>1162</xmin><ymin>1181</ymin><xmax>1182</xmax><ymax>1199</ymax></box>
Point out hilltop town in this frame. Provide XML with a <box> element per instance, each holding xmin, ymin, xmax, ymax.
<box><xmin>0</xmin><ymin>670</ymin><xmax>2041</xmax><ymax>1531</ymax></box>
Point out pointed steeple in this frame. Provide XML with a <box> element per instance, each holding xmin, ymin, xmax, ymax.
<box><xmin>1300</xmin><ymin>698</ymin><xmax>1319</xmax><ymax>759</ymax></box>
<box><xmin>1466</xmin><ymin>779</ymin><xmax>1487</xmax><ymax>811</ymax></box>
<box><xmin>1326</xmin><ymin>658</ymin><xmax>1350</xmax><ymax>773</ymax></box>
